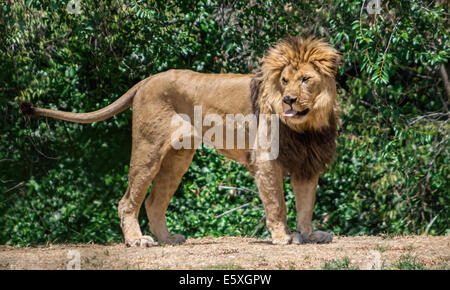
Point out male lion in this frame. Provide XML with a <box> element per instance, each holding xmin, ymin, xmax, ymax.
<box><xmin>21</xmin><ymin>36</ymin><xmax>340</xmax><ymax>247</ymax></box>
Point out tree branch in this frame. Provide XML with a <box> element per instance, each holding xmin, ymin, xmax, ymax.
<box><xmin>3</xmin><ymin>181</ymin><xmax>25</xmax><ymax>194</ymax></box>
<box><xmin>439</xmin><ymin>64</ymin><xmax>450</xmax><ymax>111</ymax></box>
<box><xmin>214</xmin><ymin>203</ymin><xmax>252</xmax><ymax>219</ymax></box>
<box><xmin>218</xmin><ymin>185</ymin><xmax>258</xmax><ymax>195</ymax></box>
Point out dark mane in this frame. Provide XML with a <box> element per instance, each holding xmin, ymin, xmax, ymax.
<box><xmin>277</xmin><ymin>115</ymin><xmax>337</xmax><ymax>178</ymax></box>
<box><xmin>250</xmin><ymin>68</ymin><xmax>263</xmax><ymax>121</ymax></box>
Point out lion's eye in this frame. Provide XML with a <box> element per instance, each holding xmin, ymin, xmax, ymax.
<box><xmin>282</xmin><ymin>77</ymin><xmax>288</xmax><ymax>85</ymax></box>
<box><xmin>302</xmin><ymin>76</ymin><xmax>311</xmax><ymax>83</ymax></box>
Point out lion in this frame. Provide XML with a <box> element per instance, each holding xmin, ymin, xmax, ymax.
<box><xmin>21</xmin><ymin>36</ymin><xmax>340</xmax><ymax>247</ymax></box>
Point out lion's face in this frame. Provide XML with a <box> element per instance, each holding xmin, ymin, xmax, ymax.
<box><xmin>271</xmin><ymin>62</ymin><xmax>337</xmax><ymax>132</ymax></box>
<box><xmin>279</xmin><ymin>63</ymin><xmax>322</xmax><ymax>119</ymax></box>
<box><xmin>257</xmin><ymin>37</ymin><xmax>340</xmax><ymax>132</ymax></box>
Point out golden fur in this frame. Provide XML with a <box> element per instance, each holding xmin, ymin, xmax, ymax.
<box><xmin>22</xmin><ymin>36</ymin><xmax>340</xmax><ymax>246</ymax></box>
<box><xmin>253</xmin><ymin>36</ymin><xmax>340</xmax><ymax>132</ymax></box>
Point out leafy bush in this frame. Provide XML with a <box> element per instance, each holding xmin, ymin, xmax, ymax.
<box><xmin>0</xmin><ymin>0</ymin><xmax>448</xmax><ymax>246</ymax></box>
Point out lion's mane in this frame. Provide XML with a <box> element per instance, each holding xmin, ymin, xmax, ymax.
<box><xmin>251</xmin><ymin>37</ymin><xmax>340</xmax><ymax>178</ymax></box>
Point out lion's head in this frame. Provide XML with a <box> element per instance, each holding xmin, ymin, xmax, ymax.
<box><xmin>252</xmin><ymin>36</ymin><xmax>341</xmax><ymax>132</ymax></box>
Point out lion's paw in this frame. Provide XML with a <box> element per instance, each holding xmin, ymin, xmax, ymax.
<box><xmin>291</xmin><ymin>232</ymin><xmax>304</xmax><ymax>244</ymax></box>
<box><xmin>159</xmin><ymin>234</ymin><xmax>186</xmax><ymax>245</ymax></box>
<box><xmin>272</xmin><ymin>235</ymin><xmax>292</xmax><ymax>245</ymax></box>
<box><xmin>126</xmin><ymin>235</ymin><xmax>155</xmax><ymax>248</ymax></box>
<box><xmin>291</xmin><ymin>231</ymin><xmax>333</xmax><ymax>244</ymax></box>
<box><xmin>304</xmin><ymin>231</ymin><xmax>333</xmax><ymax>244</ymax></box>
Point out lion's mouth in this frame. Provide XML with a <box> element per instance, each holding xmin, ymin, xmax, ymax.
<box><xmin>282</xmin><ymin>108</ymin><xmax>310</xmax><ymax>118</ymax></box>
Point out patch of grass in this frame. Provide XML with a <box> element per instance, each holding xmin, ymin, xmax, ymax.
<box><xmin>0</xmin><ymin>262</ymin><xmax>10</xmax><ymax>269</ymax></box>
<box><xmin>374</xmin><ymin>245</ymin><xmax>390</xmax><ymax>252</ymax></box>
<box><xmin>275</xmin><ymin>262</ymin><xmax>296</xmax><ymax>270</ymax></box>
<box><xmin>202</xmin><ymin>264</ymin><xmax>243</xmax><ymax>270</ymax></box>
<box><xmin>380</xmin><ymin>233</ymin><xmax>400</xmax><ymax>239</ymax></box>
<box><xmin>322</xmin><ymin>257</ymin><xmax>359</xmax><ymax>270</ymax></box>
<box><xmin>392</xmin><ymin>254</ymin><xmax>425</xmax><ymax>270</ymax></box>
<box><xmin>82</xmin><ymin>255</ymin><xmax>106</xmax><ymax>269</ymax></box>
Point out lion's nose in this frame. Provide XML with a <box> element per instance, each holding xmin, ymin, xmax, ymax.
<box><xmin>283</xmin><ymin>95</ymin><xmax>297</xmax><ymax>105</ymax></box>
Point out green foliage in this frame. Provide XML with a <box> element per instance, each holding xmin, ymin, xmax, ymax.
<box><xmin>0</xmin><ymin>0</ymin><xmax>448</xmax><ymax>245</ymax></box>
<box><xmin>392</xmin><ymin>254</ymin><xmax>426</xmax><ymax>270</ymax></box>
<box><xmin>322</xmin><ymin>257</ymin><xmax>359</xmax><ymax>270</ymax></box>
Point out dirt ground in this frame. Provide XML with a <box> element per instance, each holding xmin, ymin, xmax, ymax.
<box><xmin>0</xmin><ymin>235</ymin><xmax>448</xmax><ymax>270</ymax></box>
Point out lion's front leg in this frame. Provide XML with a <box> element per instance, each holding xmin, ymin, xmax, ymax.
<box><xmin>254</xmin><ymin>159</ymin><xmax>291</xmax><ymax>245</ymax></box>
<box><xmin>291</xmin><ymin>173</ymin><xmax>332</xmax><ymax>244</ymax></box>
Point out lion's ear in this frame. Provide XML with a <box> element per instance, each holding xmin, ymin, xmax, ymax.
<box><xmin>312</xmin><ymin>50</ymin><xmax>341</xmax><ymax>78</ymax></box>
<box><xmin>305</xmin><ymin>39</ymin><xmax>341</xmax><ymax>78</ymax></box>
<box><xmin>330</xmin><ymin>53</ymin><xmax>342</xmax><ymax>77</ymax></box>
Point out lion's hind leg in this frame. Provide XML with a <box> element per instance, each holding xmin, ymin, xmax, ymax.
<box><xmin>118</xmin><ymin>138</ymin><xmax>171</xmax><ymax>247</ymax></box>
<box><xmin>145</xmin><ymin>148</ymin><xmax>196</xmax><ymax>245</ymax></box>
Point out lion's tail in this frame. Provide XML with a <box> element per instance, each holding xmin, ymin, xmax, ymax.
<box><xmin>20</xmin><ymin>78</ymin><xmax>147</xmax><ymax>124</ymax></box>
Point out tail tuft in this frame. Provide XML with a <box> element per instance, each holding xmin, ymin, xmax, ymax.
<box><xmin>20</xmin><ymin>101</ymin><xmax>35</xmax><ymax>115</ymax></box>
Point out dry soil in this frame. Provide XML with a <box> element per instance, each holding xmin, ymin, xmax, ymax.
<box><xmin>0</xmin><ymin>235</ymin><xmax>448</xmax><ymax>270</ymax></box>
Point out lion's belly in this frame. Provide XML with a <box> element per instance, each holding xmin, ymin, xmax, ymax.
<box><xmin>216</xmin><ymin>148</ymin><xmax>253</xmax><ymax>167</ymax></box>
